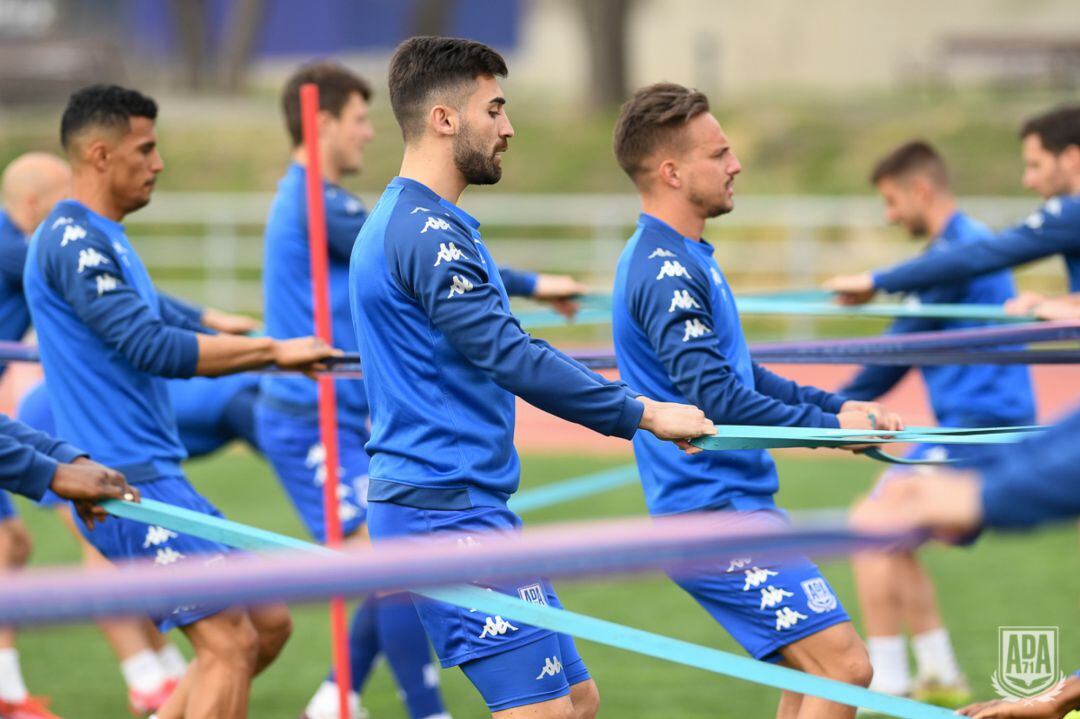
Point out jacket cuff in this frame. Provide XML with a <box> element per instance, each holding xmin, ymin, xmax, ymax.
<box><xmin>612</xmin><ymin>396</ymin><xmax>645</xmax><ymax>440</ymax></box>
<box><xmin>18</xmin><ymin>453</ymin><xmax>57</xmax><ymax>502</ymax></box>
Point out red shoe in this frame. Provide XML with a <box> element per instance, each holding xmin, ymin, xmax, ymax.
<box><xmin>0</xmin><ymin>695</ymin><xmax>62</xmax><ymax>719</ymax></box>
<box><xmin>128</xmin><ymin>678</ymin><xmax>179</xmax><ymax>717</ymax></box>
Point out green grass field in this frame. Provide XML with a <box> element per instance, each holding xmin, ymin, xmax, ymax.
<box><xmin>9</xmin><ymin>449</ymin><xmax>1079</xmax><ymax>718</ymax></box>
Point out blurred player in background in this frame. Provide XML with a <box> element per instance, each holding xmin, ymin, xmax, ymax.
<box><xmin>839</xmin><ymin>140</ymin><xmax>1036</xmax><ymax>706</ymax></box>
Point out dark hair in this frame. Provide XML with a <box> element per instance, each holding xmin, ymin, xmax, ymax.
<box><xmin>388</xmin><ymin>36</ymin><xmax>508</xmax><ymax>141</ymax></box>
<box><xmin>613</xmin><ymin>82</ymin><xmax>710</xmax><ymax>183</ymax></box>
<box><xmin>60</xmin><ymin>84</ymin><xmax>158</xmax><ymax>150</ymax></box>
<box><xmin>1019</xmin><ymin>105</ymin><xmax>1080</xmax><ymax>155</ymax></box>
<box><xmin>282</xmin><ymin>61</ymin><xmax>372</xmax><ymax>147</ymax></box>
<box><xmin>869</xmin><ymin>140</ymin><xmax>949</xmax><ymax>188</ymax></box>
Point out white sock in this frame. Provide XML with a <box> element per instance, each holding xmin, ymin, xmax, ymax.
<box><xmin>913</xmin><ymin>628</ymin><xmax>962</xmax><ymax>685</ymax></box>
<box><xmin>156</xmin><ymin>643</ymin><xmax>188</xmax><ymax>680</ymax></box>
<box><xmin>120</xmin><ymin>649</ymin><xmax>170</xmax><ymax>695</ymax></box>
<box><xmin>305</xmin><ymin>681</ymin><xmax>360</xmax><ymax>718</ymax></box>
<box><xmin>866</xmin><ymin>635</ymin><xmax>911</xmax><ymax>695</ymax></box>
<box><xmin>0</xmin><ymin>648</ymin><xmax>28</xmax><ymax>703</ymax></box>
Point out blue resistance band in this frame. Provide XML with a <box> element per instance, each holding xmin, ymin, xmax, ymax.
<box><xmin>509</xmin><ymin>464</ymin><xmax>639</xmax><ymax>513</ymax></box>
<box><xmin>100</xmin><ymin>498</ymin><xmax>951</xmax><ymax>718</ymax></box>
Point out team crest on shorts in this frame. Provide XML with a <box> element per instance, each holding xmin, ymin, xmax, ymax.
<box><xmin>517</xmin><ymin>583</ymin><xmax>548</xmax><ymax>606</ymax></box>
<box><xmin>991</xmin><ymin>626</ymin><xmax>1066</xmax><ymax>701</ymax></box>
<box><xmin>800</xmin><ymin>578</ymin><xmax>837</xmax><ymax>613</ymax></box>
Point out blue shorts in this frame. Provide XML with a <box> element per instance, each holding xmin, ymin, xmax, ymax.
<box><xmin>77</xmin><ymin>475</ymin><xmax>235</xmax><ymax>632</ymax></box>
<box><xmin>368</xmin><ymin>501</ymin><xmax>590</xmax><ymax>712</ymax></box>
<box><xmin>668</xmin><ymin>508</ymin><xmax>850</xmax><ymax>663</ymax></box>
<box><xmin>0</xmin><ymin>492</ymin><xmax>18</xmax><ymax>521</ymax></box>
<box><xmin>254</xmin><ymin>403</ymin><xmax>368</xmax><ymax>542</ymax></box>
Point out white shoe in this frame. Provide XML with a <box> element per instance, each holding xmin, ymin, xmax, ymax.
<box><xmin>300</xmin><ymin>681</ymin><xmax>368</xmax><ymax>719</ymax></box>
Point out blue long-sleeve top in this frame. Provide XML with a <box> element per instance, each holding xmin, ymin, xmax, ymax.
<box><xmin>0</xmin><ymin>211</ymin><xmax>32</xmax><ymax>379</ymax></box>
<box><xmin>612</xmin><ymin>213</ymin><xmax>845</xmax><ymax>515</ymax></box>
<box><xmin>0</xmin><ymin>413</ymin><xmax>86</xmax><ymax>501</ymax></box>
<box><xmin>872</xmin><ymin>195</ymin><xmax>1080</xmax><ymax>293</ymax></box>
<box><xmin>974</xmin><ymin>404</ymin><xmax>1080</xmax><ymax>529</ymax></box>
<box><xmin>23</xmin><ymin>200</ymin><xmax>204</xmax><ymax>480</ymax></box>
<box><xmin>350</xmin><ymin>177</ymin><xmax>643</xmax><ymax>509</ymax></box>
<box><xmin>843</xmin><ymin>212</ymin><xmax>1036</xmax><ymax>426</ymax></box>
<box><xmin>261</xmin><ymin>164</ymin><xmax>539</xmax><ymax>425</ymax></box>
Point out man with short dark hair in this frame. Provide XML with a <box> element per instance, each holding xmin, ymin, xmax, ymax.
<box><xmin>24</xmin><ymin>83</ymin><xmax>336</xmax><ymax>719</ymax></box>
<box><xmin>610</xmin><ymin>82</ymin><xmax>899</xmax><ymax>719</ymax></box>
<box><xmin>826</xmin><ymin>105</ymin><xmax>1080</xmax><ymax>309</ymax></box>
<box><xmin>841</xmin><ymin>140</ymin><xmax>1035</xmax><ymax>705</ymax></box>
<box><xmin>351</xmin><ymin>38</ymin><xmax>714</xmax><ymax>718</ymax></box>
<box><xmin>263</xmin><ymin>60</ymin><xmax>452</xmax><ymax>719</ymax></box>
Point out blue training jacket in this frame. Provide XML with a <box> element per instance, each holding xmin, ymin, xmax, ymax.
<box><xmin>24</xmin><ymin>200</ymin><xmax>203</xmax><ymax>480</ymax></box>
<box><xmin>0</xmin><ymin>413</ymin><xmax>85</xmax><ymax>500</ymax></box>
<box><xmin>0</xmin><ymin>211</ymin><xmax>31</xmax><ymax>379</ymax></box>
<box><xmin>350</xmin><ymin>177</ymin><xmax>643</xmax><ymax>509</ymax></box>
<box><xmin>261</xmin><ymin>164</ymin><xmax>539</xmax><ymax>425</ymax></box>
<box><xmin>612</xmin><ymin>213</ymin><xmax>845</xmax><ymax>516</ymax></box>
<box><xmin>843</xmin><ymin>212</ymin><xmax>1036</xmax><ymax>426</ymax></box>
<box><xmin>873</xmin><ymin>194</ymin><xmax>1080</xmax><ymax>293</ymax></box>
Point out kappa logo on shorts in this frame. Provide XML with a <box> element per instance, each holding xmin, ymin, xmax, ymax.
<box><xmin>536</xmin><ymin>656</ymin><xmax>563</xmax><ymax>680</ymax></box>
<box><xmin>143</xmin><ymin>525</ymin><xmax>178</xmax><ymax>548</ymax></box>
<box><xmin>517</xmin><ymin>583</ymin><xmax>548</xmax><ymax>606</ymax></box>
<box><xmin>154</xmin><ymin>547</ymin><xmax>185</xmax><ymax>566</ymax></box>
<box><xmin>759</xmin><ymin>586</ymin><xmax>795</xmax><ymax>610</ymax></box>
<box><xmin>743</xmin><ymin>567</ymin><xmax>778</xmax><ymax>591</ymax></box>
<box><xmin>800</xmin><ymin>578</ymin><xmax>838</xmax><ymax>614</ymax></box>
<box><xmin>726</xmin><ymin>557</ymin><xmax>752</xmax><ymax>573</ymax></box>
<box><xmin>478</xmin><ymin>615</ymin><xmax>518</xmax><ymax>639</ymax></box>
<box><xmin>775</xmin><ymin>607</ymin><xmax>808</xmax><ymax>631</ymax></box>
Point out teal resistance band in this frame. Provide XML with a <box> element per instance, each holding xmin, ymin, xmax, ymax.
<box><xmin>515</xmin><ymin>297</ymin><xmax>1033</xmax><ymax>329</ymax></box>
<box><xmin>509</xmin><ymin>464</ymin><xmax>638</xmax><ymax>513</ymax></box>
<box><xmin>100</xmin><ymin>498</ymin><xmax>951</xmax><ymax>718</ymax></box>
<box><xmin>693</xmin><ymin>424</ymin><xmax>1043</xmax><ymax>464</ymax></box>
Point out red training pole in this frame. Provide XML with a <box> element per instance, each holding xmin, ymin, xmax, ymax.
<box><xmin>300</xmin><ymin>83</ymin><xmax>353</xmax><ymax>718</ymax></box>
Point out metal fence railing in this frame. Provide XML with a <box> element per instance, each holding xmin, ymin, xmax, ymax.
<box><xmin>126</xmin><ymin>192</ymin><xmax>1063</xmax><ymax>315</ymax></box>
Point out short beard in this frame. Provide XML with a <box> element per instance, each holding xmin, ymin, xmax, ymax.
<box><xmin>689</xmin><ymin>188</ymin><xmax>732</xmax><ymax>219</ymax></box>
<box><xmin>453</xmin><ymin>125</ymin><xmax>502</xmax><ymax>185</ymax></box>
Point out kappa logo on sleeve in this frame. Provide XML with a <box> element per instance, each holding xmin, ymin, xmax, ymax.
<box><xmin>421</xmin><ymin>216</ymin><xmax>452</xmax><ymax>234</ymax></box>
<box><xmin>648</xmin><ymin>247</ymin><xmax>677</xmax><ymax>259</ymax></box>
<box><xmin>410</xmin><ymin>206</ymin><xmax>431</xmax><ymax>214</ymax></box>
<box><xmin>95</xmin><ymin>274</ymin><xmax>120</xmax><ymax>296</ymax></box>
<box><xmin>76</xmin><ymin>248</ymin><xmax>110</xmax><ymax>273</ymax></box>
<box><xmin>668</xmin><ymin>289</ymin><xmax>700</xmax><ymax>313</ymax></box>
<box><xmin>682</xmin><ymin>318</ymin><xmax>711</xmax><ymax>342</ymax></box>
<box><xmin>50</xmin><ymin>217</ymin><xmax>73</xmax><ymax>230</ymax></box>
<box><xmin>447</xmin><ymin>275</ymin><xmax>474</xmax><ymax>298</ymax></box>
<box><xmin>655</xmin><ymin>260</ymin><xmax>691</xmax><ymax>280</ymax></box>
<box><xmin>433</xmin><ymin>242</ymin><xmax>466</xmax><ymax>267</ymax></box>
<box><xmin>60</xmin><ymin>224</ymin><xmax>87</xmax><ymax>247</ymax></box>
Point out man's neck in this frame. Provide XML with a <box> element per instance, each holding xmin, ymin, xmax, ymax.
<box><xmin>925</xmin><ymin>196</ymin><xmax>958</xmax><ymax>239</ymax></box>
<box><xmin>639</xmin><ymin>196</ymin><xmax>706</xmax><ymax>239</ymax></box>
<box><xmin>398</xmin><ymin>146</ymin><xmax>468</xmax><ymax>205</ymax></box>
<box><xmin>291</xmin><ymin>147</ymin><xmax>341</xmax><ymax>185</ymax></box>
<box><xmin>71</xmin><ymin>175</ymin><xmax>125</xmax><ymax>222</ymax></box>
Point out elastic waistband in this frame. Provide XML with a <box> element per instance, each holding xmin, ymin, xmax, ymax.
<box><xmin>114</xmin><ymin>460</ymin><xmax>185</xmax><ymax>484</ymax></box>
<box><xmin>367</xmin><ymin>478</ymin><xmax>510</xmax><ymax>511</ymax></box>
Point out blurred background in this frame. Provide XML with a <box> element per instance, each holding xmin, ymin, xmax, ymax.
<box><xmin>2</xmin><ymin>3</ymin><xmax>1079</xmax><ymax>717</ymax></box>
<box><xmin>2</xmin><ymin>0</ymin><xmax>1079</xmax><ymax>325</ymax></box>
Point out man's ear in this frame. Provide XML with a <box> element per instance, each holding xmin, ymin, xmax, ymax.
<box><xmin>317</xmin><ymin>109</ymin><xmax>337</xmax><ymax>139</ymax></box>
<box><xmin>83</xmin><ymin>138</ymin><xmax>111</xmax><ymax>173</ymax></box>
<box><xmin>429</xmin><ymin>104</ymin><xmax>458</xmax><ymax>138</ymax></box>
<box><xmin>1061</xmin><ymin>144</ymin><xmax>1080</xmax><ymax>174</ymax></box>
<box><xmin>657</xmin><ymin>158</ymin><xmax>681</xmax><ymax>189</ymax></box>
